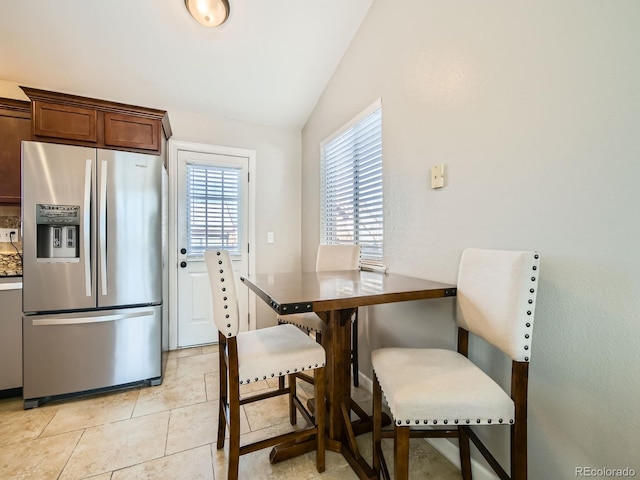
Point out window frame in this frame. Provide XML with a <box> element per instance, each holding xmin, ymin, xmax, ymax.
<box><xmin>320</xmin><ymin>99</ymin><xmax>383</xmax><ymax>268</ymax></box>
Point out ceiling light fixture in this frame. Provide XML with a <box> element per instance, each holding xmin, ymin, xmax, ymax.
<box><xmin>185</xmin><ymin>0</ymin><xmax>230</xmax><ymax>28</ymax></box>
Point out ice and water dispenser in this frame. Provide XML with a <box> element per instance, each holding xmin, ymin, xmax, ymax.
<box><xmin>36</xmin><ymin>204</ymin><xmax>80</xmax><ymax>261</ymax></box>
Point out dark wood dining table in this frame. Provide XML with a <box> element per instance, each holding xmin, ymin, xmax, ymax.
<box><xmin>240</xmin><ymin>269</ymin><xmax>457</xmax><ymax>479</ymax></box>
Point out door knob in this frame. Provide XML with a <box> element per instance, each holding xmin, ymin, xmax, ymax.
<box><xmin>180</xmin><ymin>248</ymin><xmax>187</xmax><ymax>254</ymax></box>
<box><xmin>180</xmin><ymin>261</ymin><xmax>187</xmax><ymax>268</ymax></box>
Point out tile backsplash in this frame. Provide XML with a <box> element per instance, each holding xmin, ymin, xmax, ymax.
<box><xmin>0</xmin><ymin>205</ymin><xmax>22</xmax><ymax>255</ymax></box>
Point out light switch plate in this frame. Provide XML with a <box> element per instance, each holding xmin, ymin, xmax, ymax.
<box><xmin>267</xmin><ymin>232</ymin><xmax>275</xmax><ymax>244</ymax></box>
<box><xmin>431</xmin><ymin>164</ymin><xmax>445</xmax><ymax>189</ymax></box>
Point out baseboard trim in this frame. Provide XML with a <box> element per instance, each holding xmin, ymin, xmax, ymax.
<box><xmin>358</xmin><ymin>372</ymin><xmax>498</xmax><ymax>480</ymax></box>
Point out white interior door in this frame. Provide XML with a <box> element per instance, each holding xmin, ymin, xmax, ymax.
<box><xmin>176</xmin><ymin>148</ymin><xmax>250</xmax><ymax>347</ymax></box>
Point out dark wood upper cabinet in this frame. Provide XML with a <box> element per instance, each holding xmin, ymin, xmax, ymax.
<box><xmin>21</xmin><ymin>87</ymin><xmax>172</xmax><ymax>155</ymax></box>
<box><xmin>0</xmin><ymin>98</ymin><xmax>31</xmax><ymax>205</ymax></box>
<box><xmin>104</xmin><ymin>112</ymin><xmax>159</xmax><ymax>151</ymax></box>
<box><xmin>33</xmin><ymin>101</ymin><xmax>97</xmax><ymax>142</ymax></box>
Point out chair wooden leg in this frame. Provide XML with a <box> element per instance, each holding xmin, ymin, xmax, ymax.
<box><xmin>511</xmin><ymin>420</ymin><xmax>527</xmax><ymax>480</ymax></box>
<box><xmin>315</xmin><ymin>365</ymin><xmax>326</xmax><ymax>472</ymax></box>
<box><xmin>372</xmin><ymin>372</ymin><xmax>382</xmax><ymax>476</ymax></box>
<box><xmin>216</xmin><ymin>398</ymin><xmax>226</xmax><ymax>448</ymax></box>
<box><xmin>352</xmin><ymin>313</ymin><xmax>359</xmax><ymax>387</ymax></box>
<box><xmin>511</xmin><ymin>360</ymin><xmax>529</xmax><ymax>480</ymax></box>
<box><xmin>288</xmin><ymin>374</ymin><xmax>297</xmax><ymax>425</ymax></box>
<box><xmin>459</xmin><ymin>426</ymin><xmax>472</xmax><ymax>480</ymax></box>
<box><xmin>394</xmin><ymin>425</ymin><xmax>410</xmax><ymax>480</ymax></box>
<box><xmin>228</xmin><ymin>377</ymin><xmax>241</xmax><ymax>480</ymax></box>
<box><xmin>217</xmin><ymin>336</ymin><xmax>228</xmax><ymax>448</ymax></box>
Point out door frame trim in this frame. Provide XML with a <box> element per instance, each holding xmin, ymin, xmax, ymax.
<box><xmin>168</xmin><ymin>140</ymin><xmax>257</xmax><ymax>350</ymax></box>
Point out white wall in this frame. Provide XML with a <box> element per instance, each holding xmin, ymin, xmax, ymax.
<box><xmin>302</xmin><ymin>0</ymin><xmax>640</xmax><ymax>478</ymax></box>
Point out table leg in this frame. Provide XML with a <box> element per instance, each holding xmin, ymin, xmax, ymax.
<box><xmin>270</xmin><ymin>307</ymin><xmax>380</xmax><ymax>479</ymax></box>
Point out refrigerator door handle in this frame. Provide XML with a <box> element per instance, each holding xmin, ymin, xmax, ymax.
<box><xmin>84</xmin><ymin>159</ymin><xmax>92</xmax><ymax>297</ymax></box>
<box><xmin>99</xmin><ymin>160</ymin><xmax>108</xmax><ymax>296</ymax></box>
<box><xmin>31</xmin><ymin>310</ymin><xmax>153</xmax><ymax>326</ymax></box>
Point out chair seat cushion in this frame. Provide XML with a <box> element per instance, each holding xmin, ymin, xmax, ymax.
<box><xmin>278</xmin><ymin>312</ymin><xmax>326</xmax><ymax>333</ymax></box>
<box><xmin>237</xmin><ymin>324</ymin><xmax>326</xmax><ymax>385</ymax></box>
<box><xmin>372</xmin><ymin>348</ymin><xmax>514</xmax><ymax>427</ymax></box>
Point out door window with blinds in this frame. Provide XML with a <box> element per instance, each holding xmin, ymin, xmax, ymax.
<box><xmin>186</xmin><ymin>163</ymin><xmax>242</xmax><ymax>256</ymax></box>
<box><xmin>320</xmin><ymin>100</ymin><xmax>383</xmax><ymax>267</ymax></box>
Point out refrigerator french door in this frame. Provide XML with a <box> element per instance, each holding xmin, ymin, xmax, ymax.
<box><xmin>22</xmin><ymin>141</ymin><xmax>163</xmax><ymax>408</ymax></box>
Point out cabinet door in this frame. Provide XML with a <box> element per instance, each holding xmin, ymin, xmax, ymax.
<box><xmin>33</xmin><ymin>101</ymin><xmax>98</xmax><ymax>142</ymax></box>
<box><xmin>104</xmin><ymin>112</ymin><xmax>160</xmax><ymax>152</ymax></box>
<box><xmin>0</xmin><ymin>103</ymin><xmax>31</xmax><ymax>204</ymax></box>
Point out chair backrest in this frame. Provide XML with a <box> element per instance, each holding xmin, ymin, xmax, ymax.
<box><xmin>204</xmin><ymin>249</ymin><xmax>240</xmax><ymax>338</ymax></box>
<box><xmin>456</xmin><ymin>248</ymin><xmax>540</xmax><ymax>362</ymax></box>
<box><xmin>316</xmin><ymin>244</ymin><xmax>361</xmax><ymax>272</ymax></box>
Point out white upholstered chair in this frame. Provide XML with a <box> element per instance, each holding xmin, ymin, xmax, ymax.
<box><xmin>205</xmin><ymin>250</ymin><xmax>326</xmax><ymax>480</ymax></box>
<box><xmin>278</xmin><ymin>244</ymin><xmax>361</xmax><ymax>386</ymax></box>
<box><xmin>372</xmin><ymin>248</ymin><xmax>540</xmax><ymax>480</ymax></box>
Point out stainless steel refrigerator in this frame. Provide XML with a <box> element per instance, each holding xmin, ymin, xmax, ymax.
<box><xmin>21</xmin><ymin>141</ymin><xmax>163</xmax><ymax>408</ymax></box>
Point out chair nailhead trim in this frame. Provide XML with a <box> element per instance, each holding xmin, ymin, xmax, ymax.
<box><xmin>520</xmin><ymin>253</ymin><xmax>540</xmax><ymax>361</ymax></box>
<box><xmin>397</xmin><ymin>418</ymin><xmax>510</xmax><ymax>425</ymax></box>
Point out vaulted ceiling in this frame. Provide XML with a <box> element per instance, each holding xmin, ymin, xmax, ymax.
<box><xmin>0</xmin><ymin>0</ymin><xmax>373</xmax><ymax>129</ymax></box>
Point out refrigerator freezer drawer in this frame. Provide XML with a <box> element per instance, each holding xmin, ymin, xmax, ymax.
<box><xmin>23</xmin><ymin>305</ymin><xmax>162</xmax><ymax>403</ymax></box>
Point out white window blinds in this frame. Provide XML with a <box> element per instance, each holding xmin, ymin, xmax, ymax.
<box><xmin>321</xmin><ymin>102</ymin><xmax>383</xmax><ymax>267</ymax></box>
<box><xmin>186</xmin><ymin>163</ymin><xmax>242</xmax><ymax>256</ymax></box>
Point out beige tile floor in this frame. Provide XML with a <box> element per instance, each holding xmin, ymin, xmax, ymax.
<box><xmin>0</xmin><ymin>345</ymin><xmax>462</xmax><ymax>479</ymax></box>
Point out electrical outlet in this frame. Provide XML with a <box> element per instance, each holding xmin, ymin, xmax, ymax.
<box><xmin>0</xmin><ymin>228</ymin><xmax>18</xmax><ymax>242</ymax></box>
